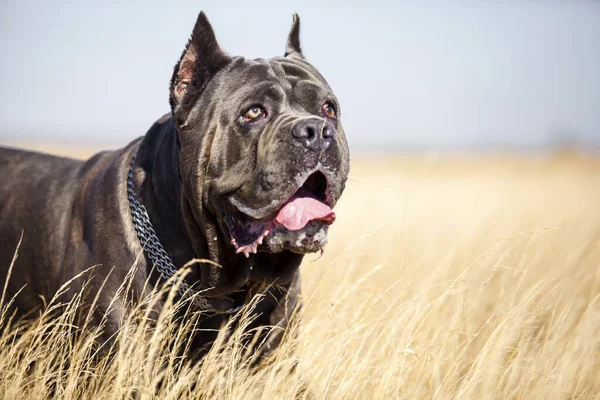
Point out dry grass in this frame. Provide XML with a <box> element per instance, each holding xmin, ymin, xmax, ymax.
<box><xmin>1</xmin><ymin>152</ymin><xmax>599</xmax><ymax>399</ymax></box>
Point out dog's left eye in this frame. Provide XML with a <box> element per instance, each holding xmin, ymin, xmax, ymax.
<box><xmin>241</xmin><ymin>106</ymin><xmax>266</xmax><ymax>123</ymax></box>
<box><xmin>322</xmin><ymin>102</ymin><xmax>336</xmax><ymax>119</ymax></box>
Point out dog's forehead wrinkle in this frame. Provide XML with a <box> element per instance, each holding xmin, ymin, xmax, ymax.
<box><xmin>294</xmin><ymin>79</ymin><xmax>334</xmax><ymax>97</ymax></box>
<box><xmin>274</xmin><ymin>59</ymin><xmax>323</xmax><ymax>83</ymax></box>
<box><xmin>225</xmin><ymin>55</ymin><xmax>247</xmax><ymax>70</ymax></box>
<box><xmin>243</xmin><ymin>62</ymin><xmax>278</xmax><ymax>81</ymax></box>
<box><xmin>269</xmin><ymin>60</ymin><xmax>288</xmax><ymax>81</ymax></box>
<box><xmin>231</xmin><ymin>82</ymin><xmax>286</xmax><ymax>109</ymax></box>
<box><xmin>205</xmin><ymin>65</ymin><xmax>331</xmax><ymax>123</ymax></box>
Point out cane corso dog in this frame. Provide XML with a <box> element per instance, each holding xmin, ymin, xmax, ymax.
<box><xmin>0</xmin><ymin>12</ymin><xmax>349</xmax><ymax>356</ymax></box>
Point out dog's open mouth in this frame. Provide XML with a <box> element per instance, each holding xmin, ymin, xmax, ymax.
<box><xmin>225</xmin><ymin>172</ymin><xmax>335</xmax><ymax>257</ymax></box>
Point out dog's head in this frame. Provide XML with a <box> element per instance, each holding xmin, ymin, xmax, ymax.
<box><xmin>170</xmin><ymin>12</ymin><xmax>350</xmax><ymax>258</ymax></box>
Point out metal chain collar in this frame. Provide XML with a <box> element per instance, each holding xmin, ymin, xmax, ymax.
<box><xmin>126</xmin><ymin>154</ymin><xmax>217</xmax><ymax>312</ymax></box>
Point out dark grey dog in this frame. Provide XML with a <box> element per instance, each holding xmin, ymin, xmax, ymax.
<box><xmin>0</xmin><ymin>12</ymin><xmax>349</xmax><ymax>355</ymax></box>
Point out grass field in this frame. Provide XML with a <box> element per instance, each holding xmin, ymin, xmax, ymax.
<box><xmin>1</xmin><ymin>152</ymin><xmax>599</xmax><ymax>399</ymax></box>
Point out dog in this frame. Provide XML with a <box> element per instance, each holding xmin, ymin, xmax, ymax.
<box><xmin>0</xmin><ymin>11</ymin><xmax>349</xmax><ymax>357</ymax></box>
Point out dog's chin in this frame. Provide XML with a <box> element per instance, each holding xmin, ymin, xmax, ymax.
<box><xmin>261</xmin><ymin>220</ymin><xmax>329</xmax><ymax>254</ymax></box>
<box><xmin>224</xmin><ymin>210</ymin><xmax>331</xmax><ymax>257</ymax></box>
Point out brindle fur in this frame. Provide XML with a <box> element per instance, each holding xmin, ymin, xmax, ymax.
<box><xmin>0</xmin><ymin>12</ymin><xmax>349</xmax><ymax>357</ymax></box>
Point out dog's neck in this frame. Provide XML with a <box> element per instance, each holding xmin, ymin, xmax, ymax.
<box><xmin>133</xmin><ymin>116</ymin><xmax>198</xmax><ymax>270</ymax></box>
<box><xmin>131</xmin><ymin>115</ymin><xmax>304</xmax><ymax>296</ymax></box>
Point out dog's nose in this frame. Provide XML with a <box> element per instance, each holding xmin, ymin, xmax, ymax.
<box><xmin>291</xmin><ymin>119</ymin><xmax>335</xmax><ymax>151</ymax></box>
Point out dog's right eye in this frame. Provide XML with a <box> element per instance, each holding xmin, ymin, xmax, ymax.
<box><xmin>241</xmin><ymin>106</ymin><xmax>266</xmax><ymax>124</ymax></box>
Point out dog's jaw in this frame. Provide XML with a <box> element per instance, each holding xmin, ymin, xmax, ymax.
<box><xmin>224</xmin><ymin>171</ymin><xmax>336</xmax><ymax>257</ymax></box>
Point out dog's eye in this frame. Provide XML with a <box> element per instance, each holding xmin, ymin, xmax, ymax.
<box><xmin>241</xmin><ymin>106</ymin><xmax>266</xmax><ymax>123</ymax></box>
<box><xmin>322</xmin><ymin>103</ymin><xmax>336</xmax><ymax>119</ymax></box>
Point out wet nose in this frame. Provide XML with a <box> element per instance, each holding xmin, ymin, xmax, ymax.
<box><xmin>291</xmin><ymin>118</ymin><xmax>335</xmax><ymax>151</ymax></box>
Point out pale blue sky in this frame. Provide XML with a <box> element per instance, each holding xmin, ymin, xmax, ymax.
<box><xmin>0</xmin><ymin>1</ymin><xmax>599</xmax><ymax>151</ymax></box>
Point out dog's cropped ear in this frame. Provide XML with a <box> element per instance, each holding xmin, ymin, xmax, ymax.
<box><xmin>284</xmin><ymin>13</ymin><xmax>303</xmax><ymax>58</ymax></box>
<box><xmin>170</xmin><ymin>11</ymin><xmax>231</xmax><ymax>111</ymax></box>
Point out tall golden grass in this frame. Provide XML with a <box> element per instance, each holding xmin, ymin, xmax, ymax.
<box><xmin>1</xmin><ymin>153</ymin><xmax>599</xmax><ymax>399</ymax></box>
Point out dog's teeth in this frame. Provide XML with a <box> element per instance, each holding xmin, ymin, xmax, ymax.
<box><xmin>244</xmin><ymin>251</ymin><xmax>249</xmax><ymax>258</ymax></box>
<box><xmin>258</xmin><ymin>237</ymin><xmax>263</xmax><ymax>245</ymax></box>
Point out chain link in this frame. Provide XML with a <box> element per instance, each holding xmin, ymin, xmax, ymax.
<box><xmin>127</xmin><ymin>154</ymin><xmax>217</xmax><ymax>312</ymax></box>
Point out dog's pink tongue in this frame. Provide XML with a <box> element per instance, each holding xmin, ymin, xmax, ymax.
<box><xmin>275</xmin><ymin>195</ymin><xmax>336</xmax><ymax>231</ymax></box>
